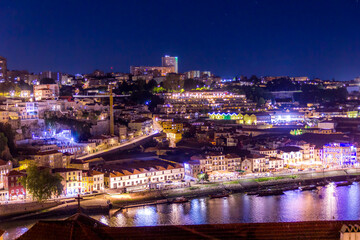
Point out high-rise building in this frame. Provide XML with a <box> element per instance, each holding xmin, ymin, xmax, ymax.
<box><xmin>162</xmin><ymin>55</ymin><xmax>178</xmax><ymax>73</ymax></box>
<box><xmin>0</xmin><ymin>56</ymin><xmax>7</xmax><ymax>82</ymax></box>
<box><xmin>185</xmin><ymin>70</ymin><xmax>200</xmax><ymax>79</ymax></box>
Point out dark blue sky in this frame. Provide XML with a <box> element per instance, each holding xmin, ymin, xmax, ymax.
<box><xmin>1</xmin><ymin>0</ymin><xmax>360</xmax><ymax>80</ymax></box>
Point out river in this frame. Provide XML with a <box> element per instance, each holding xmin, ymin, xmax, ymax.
<box><xmin>1</xmin><ymin>182</ymin><xmax>360</xmax><ymax>239</ymax></box>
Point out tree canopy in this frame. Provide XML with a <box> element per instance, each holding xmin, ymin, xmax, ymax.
<box><xmin>19</xmin><ymin>164</ymin><xmax>63</xmax><ymax>202</ymax></box>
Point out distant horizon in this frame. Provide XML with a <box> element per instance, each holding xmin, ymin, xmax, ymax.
<box><xmin>2</xmin><ymin>54</ymin><xmax>355</xmax><ymax>81</ymax></box>
<box><xmin>2</xmin><ymin>1</ymin><xmax>360</xmax><ymax>81</ymax></box>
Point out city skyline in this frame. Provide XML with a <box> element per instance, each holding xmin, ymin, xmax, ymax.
<box><xmin>2</xmin><ymin>1</ymin><xmax>360</xmax><ymax>80</ymax></box>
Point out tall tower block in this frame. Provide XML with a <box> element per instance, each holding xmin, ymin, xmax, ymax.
<box><xmin>109</xmin><ymin>88</ymin><xmax>114</xmax><ymax>135</ymax></box>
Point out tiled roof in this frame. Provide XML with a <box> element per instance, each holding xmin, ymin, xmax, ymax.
<box><xmin>16</xmin><ymin>215</ymin><xmax>360</xmax><ymax>240</ymax></box>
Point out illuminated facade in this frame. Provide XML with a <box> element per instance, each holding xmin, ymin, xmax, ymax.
<box><xmin>162</xmin><ymin>55</ymin><xmax>178</xmax><ymax>73</ymax></box>
<box><xmin>208</xmin><ymin>112</ymin><xmax>257</xmax><ymax>125</ymax></box>
<box><xmin>53</xmin><ymin>168</ymin><xmax>83</xmax><ymax>196</ymax></box>
<box><xmin>322</xmin><ymin>143</ymin><xmax>357</xmax><ymax>166</ymax></box>
<box><xmin>130</xmin><ymin>66</ymin><xmax>175</xmax><ymax>76</ymax></box>
<box><xmin>33</xmin><ymin>84</ymin><xmax>60</xmax><ymax>100</ymax></box>
<box><xmin>0</xmin><ymin>56</ymin><xmax>7</xmax><ymax>82</ymax></box>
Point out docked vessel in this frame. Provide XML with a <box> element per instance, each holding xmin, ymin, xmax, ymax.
<box><xmin>172</xmin><ymin>197</ymin><xmax>189</xmax><ymax>203</ymax></box>
<box><xmin>299</xmin><ymin>185</ymin><xmax>317</xmax><ymax>191</ymax></box>
<box><xmin>209</xmin><ymin>191</ymin><xmax>230</xmax><ymax>199</ymax></box>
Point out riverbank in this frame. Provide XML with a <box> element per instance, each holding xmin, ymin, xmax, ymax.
<box><xmin>108</xmin><ymin>168</ymin><xmax>360</xmax><ymax>208</ymax></box>
<box><xmin>2</xmin><ymin>168</ymin><xmax>360</xmax><ymax>222</ymax></box>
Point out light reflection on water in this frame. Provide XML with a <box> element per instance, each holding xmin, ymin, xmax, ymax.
<box><xmin>2</xmin><ymin>182</ymin><xmax>360</xmax><ymax>240</ymax></box>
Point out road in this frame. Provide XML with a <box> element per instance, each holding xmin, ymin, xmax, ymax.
<box><xmin>78</xmin><ymin>131</ymin><xmax>159</xmax><ymax>160</ymax></box>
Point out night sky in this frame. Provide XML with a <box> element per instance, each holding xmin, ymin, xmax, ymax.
<box><xmin>1</xmin><ymin>0</ymin><xmax>360</xmax><ymax>80</ymax></box>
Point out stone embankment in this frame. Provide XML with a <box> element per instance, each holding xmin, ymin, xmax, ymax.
<box><xmin>2</xmin><ymin>169</ymin><xmax>360</xmax><ymax>221</ymax></box>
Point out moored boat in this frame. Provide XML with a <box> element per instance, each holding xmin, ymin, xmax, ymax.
<box><xmin>246</xmin><ymin>191</ymin><xmax>258</xmax><ymax>196</ymax></box>
<box><xmin>299</xmin><ymin>185</ymin><xmax>317</xmax><ymax>191</ymax></box>
<box><xmin>172</xmin><ymin>197</ymin><xmax>189</xmax><ymax>203</ymax></box>
<box><xmin>336</xmin><ymin>181</ymin><xmax>353</xmax><ymax>187</ymax></box>
<box><xmin>257</xmin><ymin>189</ymin><xmax>284</xmax><ymax>196</ymax></box>
<box><xmin>156</xmin><ymin>199</ymin><xmax>169</xmax><ymax>204</ymax></box>
<box><xmin>209</xmin><ymin>192</ymin><xmax>230</xmax><ymax>199</ymax></box>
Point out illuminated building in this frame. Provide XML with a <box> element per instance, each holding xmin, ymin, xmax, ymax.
<box><xmin>130</xmin><ymin>66</ymin><xmax>174</xmax><ymax>76</ymax></box>
<box><xmin>128</xmin><ymin>118</ymin><xmax>153</xmax><ymax>136</ymax></box>
<box><xmin>98</xmin><ymin>160</ymin><xmax>185</xmax><ymax>192</ymax></box>
<box><xmin>277</xmin><ymin>146</ymin><xmax>303</xmax><ymax>166</ymax></box>
<box><xmin>0</xmin><ymin>56</ymin><xmax>7</xmax><ymax>82</ymax></box>
<box><xmin>0</xmin><ymin>160</ymin><xmax>12</xmax><ymax>190</ymax></box>
<box><xmin>161</xmin><ymin>121</ymin><xmax>184</xmax><ymax>133</ymax></box>
<box><xmin>162</xmin><ymin>90</ymin><xmax>247</xmax><ymax>114</ymax></box>
<box><xmin>162</xmin><ymin>55</ymin><xmax>178</xmax><ymax>73</ymax></box>
<box><xmin>32</xmin><ymin>150</ymin><xmax>64</xmax><ymax>168</ymax></box>
<box><xmin>11</xmin><ymin>102</ymin><xmax>38</xmax><ymax>120</ymax></box>
<box><xmin>322</xmin><ymin>143</ymin><xmax>357</xmax><ymax>166</ymax></box>
<box><xmin>4</xmin><ymin>170</ymin><xmax>26</xmax><ymax>201</ymax></box>
<box><xmin>347</xmin><ymin>111</ymin><xmax>358</xmax><ymax>118</ymax></box>
<box><xmin>185</xmin><ymin>70</ymin><xmax>200</xmax><ymax>79</ymax></box>
<box><xmin>0</xmin><ymin>110</ymin><xmax>9</xmax><ymax>123</ymax></box>
<box><xmin>190</xmin><ymin>153</ymin><xmax>241</xmax><ymax>174</ymax></box>
<box><xmin>52</xmin><ymin>168</ymin><xmax>83</xmax><ymax>196</ymax></box>
<box><xmin>250</xmin><ymin>147</ymin><xmax>277</xmax><ymax>157</ymax></box>
<box><xmin>33</xmin><ymin>84</ymin><xmax>60</xmax><ymax>100</ymax></box>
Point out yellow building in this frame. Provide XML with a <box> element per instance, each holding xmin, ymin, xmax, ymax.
<box><xmin>243</xmin><ymin>114</ymin><xmax>257</xmax><ymax>125</ymax></box>
<box><xmin>82</xmin><ymin>171</ymin><xmax>94</xmax><ymax>193</ymax></box>
<box><xmin>161</xmin><ymin>121</ymin><xmax>184</xmax><ymax>133</ymax></box>
<box><xmin>347</xmin><ymin>111</ymin><xmax>358</xmax><ymax>118</ymax></box>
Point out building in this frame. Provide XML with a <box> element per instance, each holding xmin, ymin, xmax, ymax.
<box><xmin>190</xmin><ymin>153</ymin><xmax>241</xmax><ymax>174</ymax></box>
<box><xmin>185</xmin><ymin>70</ymin><xmax>200</xmax><ymax>79</ymax></box>
<box><xmin>322</xmin><ymin>143</ymin><xmax>357</xmax><ymax>167</ymax></box>
<box><xmin>268</xmin><ymin>157</ymin><xmax>284</xmax><ymax>170</ymax></box>
<box><xmin>4</xmin><ymin>170</ymin><xmax>26</xmax><ymax>201</ymax></box>
<box><xmin>33</xmin><ymin>84</ymin><xmax>60</xmax><ymax>100</ymax></box>
<box><xmin>250</xmin><ymin>147</ymin><xmax>277</xmax><ymax>157</ymax></box>
<box><xmin>91</xmin><ymin>170</ymin><xmax>105</xmax><ymax>192</ymax></box>
<box><xmin>97</xmin><ymin>160</ymin><xmax>185</xmax><ymax>192</ymax></box>
<box><xmin>0</xmin><ymin>56</ymin><xmax>7</xmax><ymax>82</ymax></box>
<box><xmin>0</xmin><ymin>160</ymin><xmax>13</xmax><ymax>189</ymax></box>
<box><xmin>162</xmin><ymin>55</ymin><xmax>178</xmax><ymax>73</ymax></box>
<box><xmin>32</xmin><ymin>150</ymin><xmax>64</xmax><ymax>168</ymax></box>
<box><xmin>245</xmin><ymin>154</ymin><xmax>267</xmax><ymax>172</ymax></box>
<box><xmin>11</xmin><ymin>102</ymin><xmax>38</xmax><ymax>120</ymax></box>
<box><xmin>16</xmin><ymin>213</ymin><xmax>360</xmax><ymax>240</ymax></box>
<box><xmin>128</xmin><ymin>118</ymin><xmax>153</xmax><ymax>136</ymax></box>
<box><xmin>52</xmin><ymin>168</ymin><xmax>83</xmax><ymax>196</ymax></box>
<box><xmin>130</xmin><ymin>66</ymin><xmax>174</xmax><ymax>77</ymax></box>
<box><xmin>130</xmin><ymin>56</ymin><xmax>177</xmax><ymax>76</ymax></box>
<box><xmin>277</xmin><ymin>146</ymin><xmax>303</xmax><ymax>166</ymax></box>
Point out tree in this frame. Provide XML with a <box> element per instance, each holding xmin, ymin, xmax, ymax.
<box><xmin>197</xmin><ymin>172</ymin><xmax>209</xmax><ymax>182</ymax></box>
<box><xmin>40</xmin><ymin>78</ymin><xmax>56</xmax><ymax>84</ymax></box>
<box><xmin>0</xmin><ymin>132</ymin><xmax>8</xmax><ymax>153</ymax></box>
<box><xmin>19</xmin><ymin>164</ymin><xmax>63</xmax><ymax>202</ymax></box>
<box><xmin>257</xmin><ymin>97</ymin><xmax>265</xmax><ymax>107</ymax></box>
<box><xmin>0</xmin><ymin>123</ymin><xmax>16</xmax><ymax>157</ymax></box>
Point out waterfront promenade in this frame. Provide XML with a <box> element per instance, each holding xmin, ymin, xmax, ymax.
<box><xmin>2</xmin><ymin>168</ymin><xmax>360</xmax><ymax>222</ymax></box>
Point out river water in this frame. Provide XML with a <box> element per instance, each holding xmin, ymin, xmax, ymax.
<box><xmin>1</xmin><ymin>182</ymin><xmax>360</xmax><ymax>239</ymax></box>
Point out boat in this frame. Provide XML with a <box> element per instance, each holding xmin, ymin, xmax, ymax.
<box><xmin>246</xmin><ymin>191</ymin><xmax>258</xmax><ymax>196</ymax></box>
<box><xmin>172</xmin><ymin>197</ymin><xmax>189</xmax><ymax>203</ymax></box>
<box><xmin>316</xmin><ymin>181</ymin><xmax>328</xmax><ymax>187</ymax></box>
<box><xmin>299</xmin><ymin>185</ymin><xmax>317</xmax><ymax>191</ymax></box>
<box><xmin>281</xmin><ymin>185</ymin><xmax>299</xmax><ymax>191</ymax></box>
<box><xmin>209</xmin><ymin>192</ymin><xmax>230</xmax><ymax>199</ymax></box>
<box><xmin>156</xmin><ymin>199</ymin><xmax>169</xmax><ymax>204</ymax></box>
<box><xmin>336</xmin><ymin>181</ymin><xmax>353</xmax><ymax>187</ymax></box>
<box><xmin>257</xmin><ymin>189</ymin><xmax>284</xmax><ymax>196</ymax></box>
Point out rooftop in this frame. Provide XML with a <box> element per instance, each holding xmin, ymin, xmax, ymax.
<box><xmin>16</xmin><ymin>214</ymin><xmax>360</xmax><ymax>240</ymax></box>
